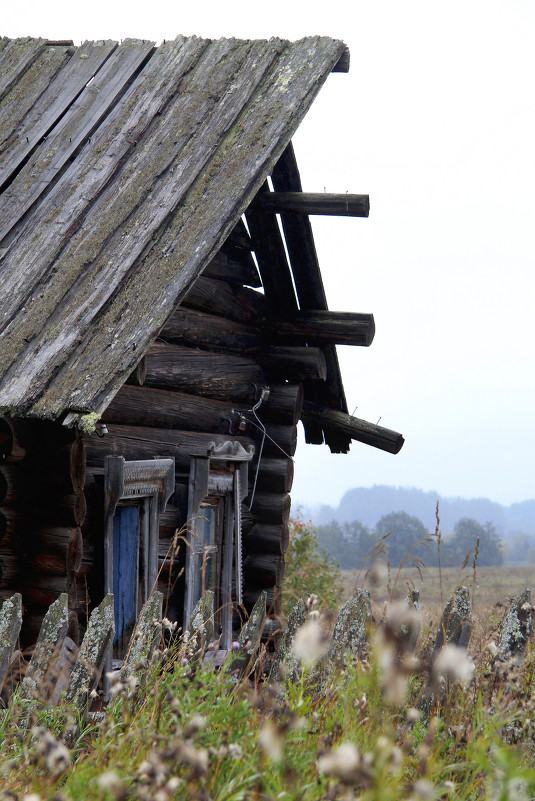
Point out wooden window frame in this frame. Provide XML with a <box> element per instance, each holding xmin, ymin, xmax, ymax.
<box><xmin>183</xmin><ymin>441</ymin><xmax>254</xmax><ymax>653</ymax></box>
<box><xmin>103</xmin><ymin>456</ymin><xmax>175</xmax><ymax>668</ymax></box>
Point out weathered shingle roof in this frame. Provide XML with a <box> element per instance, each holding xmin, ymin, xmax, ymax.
<box><xmin>0</xmin><ymin>35</ymin><xmax>346</xmax><ymax>421</ymax></box>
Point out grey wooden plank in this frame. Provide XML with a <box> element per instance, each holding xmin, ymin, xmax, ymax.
<box><xmin>0</xmin><ymin>39</ymin><xmax>151</xmax><ymax>242</ymax></box>
<box><xmin>0</xmin><ymin>38</ymin><xmax>47</xmax><ymax>103</ymax></box>
<box><xmin>33</xmin><ymin>37</ymin><xmax>344</xmax><ymax>418</ymax></box>
<box><xmin>0</xmin><ymin>40</ymin><xmax>118</xmax><ymax>191</ymax></box>
<box><xmin>0</xmin><ymin>36</ymin><xmax>208</xmax><ymax>326</ymax></box>
<box><xmin>0</xmin><ymin>37</ymin><xmax>286</xmax><ymax>411</ymax></box>
<box><xmin>0</xmin><ymin>45</ymin><xmax>73</xmax><ymax>157</ymax></box>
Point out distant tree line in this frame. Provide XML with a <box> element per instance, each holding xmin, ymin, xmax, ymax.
<box><xmin>315</xmin><ymin>512</ymin><xmax>504</xmax><ymax>569</ymax></box>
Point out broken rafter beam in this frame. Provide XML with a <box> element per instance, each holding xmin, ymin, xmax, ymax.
<box><xmin>301</xmin><ymin>401</ymin><xmax>405</xmax><ymax>455</ymax></box>
<box><xmin>257</xmin><ymin>192</ymin><xmax>369</xmax><ymax>218</ymax></box>
<box><xmin>268</xmin><ymin>310</ymin><xmax>375</xmax><ymax>347</ymax></box>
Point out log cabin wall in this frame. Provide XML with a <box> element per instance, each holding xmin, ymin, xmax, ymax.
<box><xmin>0</xmin><ymin>418</ymin><xmax>85</xmax><ymax>649</ymax></box>
<box><xmin>84</xmin><ymin>233</ymin><xmax>305</xmax><ymax>637</ymax></box>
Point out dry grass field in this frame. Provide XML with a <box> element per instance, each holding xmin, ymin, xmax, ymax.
<box><xmin>340</xmin><ymin>564</ymin><xmax>534</xmax><ymax>655</ymax></box>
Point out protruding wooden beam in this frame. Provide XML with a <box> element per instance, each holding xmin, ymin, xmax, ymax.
<box><xmin>268</xmin><ymin>310</ymin><xmax>375</xmax><ymax>347</ymax></box>
<box><xmin>257</xmin><ymin>192</ymin><xmax>369</xmax><ymax>218</ymax></box>
<box><xmin>301</xmin><ymin>401</ymin><xmax>405</xmax><ymax>454</ymax></box>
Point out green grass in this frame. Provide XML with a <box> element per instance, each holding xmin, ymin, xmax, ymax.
<box><xmin>2</xmin><ymin>591</ymin><xmax>535</xmax><ymax>801</ymax></box>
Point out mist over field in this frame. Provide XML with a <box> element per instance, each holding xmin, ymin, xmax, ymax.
<box><xmin>301</xmin><ymin>485</ymin><xmax>535</xmax><ymax>539</ymax></box>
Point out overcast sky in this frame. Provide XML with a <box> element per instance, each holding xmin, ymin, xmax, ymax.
<box><xmin>4</xmin><ymin>1</ymin><xmax>535</xmax><ymax>509</ymax></box>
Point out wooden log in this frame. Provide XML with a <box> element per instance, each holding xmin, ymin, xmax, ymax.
<box><xmin>261</xmin><ymin>424</ymin><xmax>297</xmax><ymax>458</ymax></box>
<box><xmin>0</xmin><ymin>418</ymin><xmax>34</xmax><ymax>462</ymax></box>
<box><xmin>244</xmin><ymin>522</ymin><xmax>289</xmax><ymax>555</ymax></box>
<box><xmin>259</xmin><ymin>346</ymin><xmax>327</xmax><ymax>381</ymax></box>
<box><xmin>243</xmin><ymin>588</ymin><xmax>275</xmax><ymax>613</ymax></box>
<box><xmin>0</xmin><ymin>466</ymin><xmax>24</xmax><ymax>506</ymax></box>
<box><xmin>182</xmin><ymin>276</ymin><xmax>267</xmax><ymax>324</ymax></box>
<box><xmin>145</xmin><ymin>343</ymin><xmax>264</xmax><ymax>401</ymax></box>
<box><xmin>85</xmin><ymin>424</ymin><xmax>255</xmax><ymax>471</ymax></box>
<box><xmin>250</xmin><ymin>493</ymin><xmax>291</xmax><ymax>525</ymax></box>
<box><xmin>225</xmin><ymin>218</ymin><xmax>253</xmax><ymax>251</ymax></box>
<box><xmin>301</xmin><ymin>402</ymin><xmax>405</xmax><ymax>455</ymax></box>
<box><xmin>257</xmin><ymin>192</ymin><xmax>370</xmax><ymax>217</ymax></box>
<box><xmin>250</xmin><ymin>458</ymin><xmax>294</xmax><ymax>494</ymax></box>
<box><xmin>202</xmin><ymin>248</ymin><xmax>261</xmax><ymax>288</ymax></box>
<box><xmin>0</xmin><ymin>552</ymin><xmax>18</xmax><ymax>586</ymax></box>
<box><xmin>159</xmin><ymin>307</ymin><xmax>263</xmax><ymax>354</ymax></box>
<box><xmin>32</xmin><ymin>437</ymin><xmax>86</xmax><ymax>494</ymax></box>
<box><xmin>29</xmin><ymin>492</ymin><xmax>86</xmax><ymax>528</ymax></box>
<box><xmin>103</xmin><ymin>385</ymin><xmax>233</xmax><ymax>433</ymax></box>
<box><xmin>0</xmin><ymin>508</ymin><xmax>18</xmax><ymax>545</ymax></box>
<box><xmin>25</xmin><ymin>526</ymin><xmax>83</xmax><ymax>574</ymax></box>
<box><xmin>125</xmin><ymin>356</ymin><xmax>147</xmax><ymax>387</ymax></box>
<box><xmin>243</xmin><ymin>554</ymin><xmax>284</xmax><ymax>587</ymax></box>
<box><xmin>266</xmin><ymin>310</ymin><xmax>375</xmax><ymax>347</ymax></box>
<box><xmin>261</xmin><ymin>383</ymin><xmax>303</xmax><ymax>426</ymax></box>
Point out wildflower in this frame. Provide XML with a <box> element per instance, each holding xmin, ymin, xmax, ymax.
<box><xmin>97</xmin><ymin>771</ymin><xmax>126</xmax><ymax>798</ymax></box>
<box><xmin>258</xmin><ymin>720</ymin><xmax>285</xmax><ymax>762</ymax></box>
<box><xmin>433</xmin><ymin>645</ymin><xmax>474</xmax><ymax>685</ymax></box>
<box><xmin>305</xmin><ymin>594</ymin><xmax>318</xmax><ymax>611</ymax></box>
<box><xmin>46</xmin><ymin>744</ymin><xmax>71</xmax><ymax>776</ymax></box>
<box><xmin>232</xmin><ymin>640</ymin><xmax>240</xmax><ymax>650</ymax></box>
<box><xmin>292</xmin><ymin>620</ymin><xmax>328</xmax><ymax>665</ymax></box>
<box><xmin>228</xmin><ymin>743</ymin><xmax>243</xmax><ymax>759</ymax></box>
<box><xmin>406</xmin><ymin>707</ymin><xmax>420</xmax><ymax>724</ymax></box>
<box><xmin>162</xmin><ymin>617</ymin><xmax>178</xmax><ymax>633</ymax></box>
<box><xmin>181</xmin><ymin>657</ymin><xmax>188</xmax><ymax>666</ymax></box>
<box><xmin>412</xmin><ymin>779</ymin><xmax>436</xmax><ymax>799</ymax></box>
<box><xmin>317</xmin><ymin>742</ymin><xmax>361</xmax><ymax>783</ymax></box>
<box><xmin>185</xmin><ymin>714</ymin><xmax>206</xmax><ymax>734</ymax></box>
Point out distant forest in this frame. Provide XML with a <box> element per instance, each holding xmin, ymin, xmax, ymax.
<box><xmin>300</xmin><ymin>485</ymin><xmax>535</xmax><ymax>567</ymax></box>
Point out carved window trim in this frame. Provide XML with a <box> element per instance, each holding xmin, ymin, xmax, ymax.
<box><xmin>104</xmin><ymin>456</ymin><xmax>175</xmax><ymax>626</ymax></box>
<box><xmin>184</xmin><ymin>441</ymin><xmax>254</xmax><ymax>651</ymax></box>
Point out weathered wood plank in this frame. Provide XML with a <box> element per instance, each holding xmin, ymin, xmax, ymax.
<box><xmin>63</xmin><ymin>594</ymin><xmax>114</xmax><ymax>708</ymax></box>
<box><xmin>0</xmin><ymin>37</ymin><xmax>283</xmax><ymax>409</ymax></box>
<box><xmin>19</xmin><ymin>592</ymin><xmax>69</xmax><ymax>702</ymax></box>
<box><xmin>246</xmin><ymin>180</ymin><xmax>299</xmax><ymax>314</ymax></box>
<box><xmin>0</xmin><ymin>38</ymin><xmax>47</xmax><ymax>104</ymax></box>
<box><xmin>0</xmin><ymin>45</ymin><xmax>73</xmax><ymax>167</ymax></box>
<box><xmin>257</xmin><ymin>192</ymin><xmax>369</xmax><ymax>217</ymax></box>
<box><xmin>301</xmin><ymin>401</ymin><xmax>404</xmax><ymax>454</ymax></box>
<box><xmin>5</xmin><ymin>37</ymin><xmax>343</xmax><ymax>419</ymax></box>
<box><xmin>0</xmin><ymin>593</ymin><xmax>22</xmax><ymax>693</ymax></box>
<box><xmin>0</xmin><ymin>40</ymin><xmax>152</xmax><ymax>242</ymax></box>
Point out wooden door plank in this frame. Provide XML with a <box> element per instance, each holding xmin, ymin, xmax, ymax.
<box><xmin>0</xmin><ymin>45</ymin><xmax>74</xmax><ymax>163</ymax></box>
<box><xmin>0</xmin><ymin>40</ymin><xmax>153</xmax><ymax>242</ymax></box>
<box><xmin>0</xmin><ymin>38</ymin><xmax>47</xmax><ymax>103</ymax></box>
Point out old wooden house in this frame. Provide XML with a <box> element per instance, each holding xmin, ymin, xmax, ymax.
<box><xmin>0</xmin><ymin>35</ymin><xmax>403</xmax><ymax>658</ymax></box>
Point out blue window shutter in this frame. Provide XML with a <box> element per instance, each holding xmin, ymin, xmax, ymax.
<box><xmin>113</xmin><ymin>505</ymin><xmax>139</xmax><ymax>645</ymax></box>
